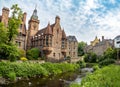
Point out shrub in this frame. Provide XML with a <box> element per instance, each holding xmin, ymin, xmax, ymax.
<box><xmin>0</xmin><ymin>44</ymin><xmax>19</xmax><ymax>61</ymax></box>
<box><xmin>77</xmin><ymin>60</ymin><xmax>86</xmax><ymax>68</ymax></box>
<box><xmin>75</xmin><ymin>65</ymin><xmax>120</xmax><ymax>87</ymax></box>
<box><xmin>26</xmin><ymin>48</ymin><xmax>40</xmax><ymax>60</ymax></box>
<box><xmin>99</xmin><ymin>58</ymin><xmax>115</xmax><ymax>66</ymax></box>
<box><xmin>84</xmin><ymin>52</ymin><xmax>97</xmax><ymax>63</ymax></box>
<box><xmin>7</xmin><ymin>72</ymin><xmax>16</xmax><ymax>81</ymax></box>
<box><xmin>20</xmin><ymin>57</ymin><xmax>28</xmax><ymax>61</ymax></box>
<box><xmin>19</xmin><ymin>49</ymin><xmax>26</xmax><ymax>58</ymax></box>
<box><xmin>93</xmin><ymin>65</ymin><xmax>100</xmax><ymax>71</ymax></box>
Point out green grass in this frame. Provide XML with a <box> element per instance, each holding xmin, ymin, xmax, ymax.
<box><xmin>70</xmin><ymin>64</ymin><xmax>120</xmax><ymax>87</ymax></box>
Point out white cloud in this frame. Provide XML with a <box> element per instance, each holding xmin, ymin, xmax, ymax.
<box><xmin>0</xmin><ymin>0</ymin><xmax>120</xmax><ymax>44</ymax></box>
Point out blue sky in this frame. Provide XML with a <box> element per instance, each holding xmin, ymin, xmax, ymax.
<box><xmin>0</xmin><ymin>0</ymin><xmax>120</xmax><ymax>44</ymax></box>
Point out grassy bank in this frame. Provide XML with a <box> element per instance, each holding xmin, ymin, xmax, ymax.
<box><xmin>0</xmin><ymin>61</ymin><xmax>79</xmax><ymax>81</ymax></box>
<box><xmin>70</xmin><ymin>64</ymin><xmax>120</xmax><ymax>87</ymax></box>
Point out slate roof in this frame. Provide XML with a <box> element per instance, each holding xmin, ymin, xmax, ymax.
<box><xmin>67</xmin><ymin>36</ymin><xmax>78</xmax><ymax>42</ymax></box>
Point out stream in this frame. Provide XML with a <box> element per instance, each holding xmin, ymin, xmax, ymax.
<box><xmin>2</xmin><ymin>68</ymin><xmax>93</xmax><ymax>87</ymax></box>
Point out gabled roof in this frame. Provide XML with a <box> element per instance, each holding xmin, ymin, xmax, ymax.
<box><xmin>35</xmin><ymin>23</ymin><xmax>55</xmax><ymax>36</ymax></box>
<box><xmin>67</xmin><ymin>35</ymin><xmax>78</xmax><ymax>42</ymax></box>
<box><xmin>44</xmin><ymin>23</ymin><xmax>53</xmax><ymax>35</ymax></box>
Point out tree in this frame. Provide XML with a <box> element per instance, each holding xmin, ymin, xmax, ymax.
<box><xmin>7</xmin><ymin>4</ymin><xmax>23</xmax><ymax>43</ymax></box>
<box><xmin>78</xmin><ymin>41</ymin><xmax>87</xmax><ymax>56</ymax></box>
<box><xmin>0</xmin><ymin>23</ymin><xmax>8</xmax><ymax>44</ymax></box>
<box><xmin>0</xmin><ymin>4</ymin><xmax>23</xmax><ymax>61</ymax></box>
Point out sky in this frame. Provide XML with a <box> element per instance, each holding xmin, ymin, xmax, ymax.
<box><xmin>0</xmin><ymin>0</ymin><xmax>120</xmax><ymax>44</ymax></box>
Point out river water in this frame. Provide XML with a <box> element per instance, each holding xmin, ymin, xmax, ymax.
<box><xmin>3</xmin><ymin>68</ymin><xmax>93</xmax><ymax>87</ymax></box>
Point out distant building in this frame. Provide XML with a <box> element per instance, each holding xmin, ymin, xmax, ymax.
<box><xmin>114</xmin><ymin>35</ymin><xmax>120</xmax><ymax>48</ymax></box>
<box><xmin>66</xmin><ymin>36</ymin><xmax>78</xmax><ymax>58</ymax></box>
<box><xmin>0</xmin><ymin>7</ymin><xmax>27</xmax><ymax>50</ymax></box>
<box><xmin>90</xmin><ymin>36</ymin><xmax>100</xmax><ymax>46</ymax></box>
<box><xmin>85</xmin><ymin>36</ymin><xmax>114</xmax><ymax>55</ymax></box>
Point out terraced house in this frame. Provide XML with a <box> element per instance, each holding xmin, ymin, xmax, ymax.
<box><xmin>0</xmin><ymin>7</ymin><xmax>78</xmax><ymax>62</ymax></box>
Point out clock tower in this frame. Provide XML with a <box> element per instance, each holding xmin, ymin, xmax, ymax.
<box><xmin>27</xmin><ymin>7</ymin><xmax>39</xmax><ymax>49</ymax></box>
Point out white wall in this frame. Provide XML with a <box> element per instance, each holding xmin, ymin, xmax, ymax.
<box><xmin>114</xmin><ymin>36</ymin><xmax>120</xmax><ymax>48</ymax></box>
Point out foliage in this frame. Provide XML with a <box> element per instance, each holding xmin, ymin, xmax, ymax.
<box><xmin>78</xmin><ymin>41</ymin><xmax>87</xmax><ymax>56</ymax></box>
<box><xmin>7</xmin><ymin>72</ymin><xmax>16</xmax><ymax>81</ymax></box>
<box><xmin>20</xmin><ymin>57</ymin><xmax>28</xmax><ymax>61</ymax></box>
<box><xmin>0</xmin><ymin>23</ymin><xmax>8</xmax><ymax>44</ymax></box>
<box><xmin>73</xmin><ymin>65</ymin><xmax>120</xmax><ymax>87</ymax></box>
<box><xmin>0</xmin><ymin>62</ymin><xmax>79</xmax><ymax>80</ymax></box>
<box><xmin>84</xmin><ymin>52</ymin><xmax>97</xmax><ymax>63</ymax></box>
<box><xmin>19</xmin><ymin>49</ymin><xmax>26</xmax><ymax>58</ymax></box>
<box><xmin>0</xmin><ymin>4</ymin><xmax>23</xmax><ymax>61</ymax></box>
<box><xmin>99</xmin><ymin>58</ymin><xmax>115</xmax><ymax>66</ymax></box>
<box><xmin>93</xmin><ymin>65</ymin><xmax>100</xmax><ymax>71</ymax></box>
<box><xmin>7</xmin><ymin>4</ymin><xmax>23</xmax><ymax>43</ymax></box>
<box><xmin>98</xmin><ymin>47</ymin><xmax>117</xmax><ymax>66</ymax></box>
<box><xmin>0</xmin><ymin>44</ymin><xmax>19</xmax><ymax>61</ymax></box>
<box><xmin>26</xmin><ymin>48</ymin><xmax>40</xmax><ymax>60</ymax></box>
<box><xmin>77</xmin><ymin>60</ymin><xmax>86</xmax><ymax>68</ymax></box>
<box><xmin>70</xmin><ymin>65</ymin><xmax>120</xmax><ymax>87</ymax></box>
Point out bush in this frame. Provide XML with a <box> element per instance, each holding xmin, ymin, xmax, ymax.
<box><xmin>84</xmin><ymin>52</ymin><xmax>97</xmax><ymax>63</ymax></box>
<box><xmin>75</xmin><ymin>65</ymin><xmax>120</xmax><ymax>87</ymax></box>
<box><xmin>93</xmin><ymin>65</ymin><xmax>100</xmax><ymax>71</ymax></box>
<box><xmin>0</xmin><ymin>62</ymin><xmax>79</xmax><ymax>80</ymax></box>
<box><xmin>7</xmin><ymin>72</ymin><xmax>16</xmax><ymax>81</ymax></box>
<box><xmin>77</xmin><ymin>60</ymin><xmax>86</xmax><ymax>68</ymax></box>
<box><xmin>19</xmin><ymin>49</ymin><xmax>26</xmax><ymax>58</ymax></box>
<box><xmin>99</xmin><ymin>59</ymin><xmax>115</xmax><ymax>66</ymax></box>
<box><xmin>26</xmin><ymin>48</ymin><xmax>40</xmax><ymax>60</ymax></box>
<box><xmin>20</xmin><ymin>57</ymin><xmax>28</xmax><ymax>61</ymax></box>
<box><xmin>0</xmin><ymin>44</ymin><xmax>19</xmax><ymax>61</ymax></box>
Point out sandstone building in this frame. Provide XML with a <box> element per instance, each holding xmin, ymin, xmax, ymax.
<box><xmin>0</xmin><ymin>7</ymin><xmax>78</xmax><ymax>61</ymax></box>
<box><xmin>67</xmin><ymin>36</ymin><xmax>78</xmax><ymax>58</ymax></box>
<box><xmin>85</xmin><ymin>36</ymin><xmax>114</xmax><ymax>55</ymax></box>
<box><xmin>0</xmin><ymin>7</ymin><xmax>27</xmax><ymax>50</ymax></box>
<box><xmin>27</xmin><ymin>8</ymin><xmax>78</xmax><ymax>61</ymax></box>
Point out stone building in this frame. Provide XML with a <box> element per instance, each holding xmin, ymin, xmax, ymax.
<box><xmin>26</xmin><ymin>8</ymin><xmax>78</xmax><ymax>62</ymax></box>
<box><xmin>66</xmin><ymin>36</ymin><xmax>78</xmax><ymax>58</ymax></box>
<box><xmin>0</xmin><ymin>7</ymin><xmax>78</xmax><ymax>61</ymax></box>
<box><xmin>85</xmin><ymin>36</ymin><xmax>114</xmax><ymax>55</ymax></box>
<box><xmin>0</xmin><ymin>7</ymin><xmax>27</xmax><ymax>50</ymax></box>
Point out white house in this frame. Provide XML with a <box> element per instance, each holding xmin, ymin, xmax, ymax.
<box><xmin>114</xmin><ymin>35</ymin><xmax>120</xmax><ymax>48</ymax></box>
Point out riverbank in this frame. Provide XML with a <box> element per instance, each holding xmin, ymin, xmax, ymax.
<box><xmin>0</xmin><ymin>61</ymin><xmax>79</xmax><ymax>85</ymax></box>
<box><xmin>70</xmin><ymin>64</ymin><xmax>120</xmax><ymax>87</ymax></box>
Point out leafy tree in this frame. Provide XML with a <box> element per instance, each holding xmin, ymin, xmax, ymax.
<box><xmin>0</xmin><ymin>23</ymin><xmax>8</xmax><ymax>44</ymax></box>
<box><xmin>78</xmin><ymin>41</ymin><xmax>87</xmax><ymax>56</ymax></box>
<box><xmin>0</xmin><ymin>4</ymin><xmax>23</xmax><ymax>61</ymax></box>
<box><xmin>7</xmin><ymin>4</ymin><xmax>23</xmax><ymax>43</ymax></box>
<box><xmin>0</xmin><ymin>43</ymin><xmax>19</xmax><ymax>61</ymax></box>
